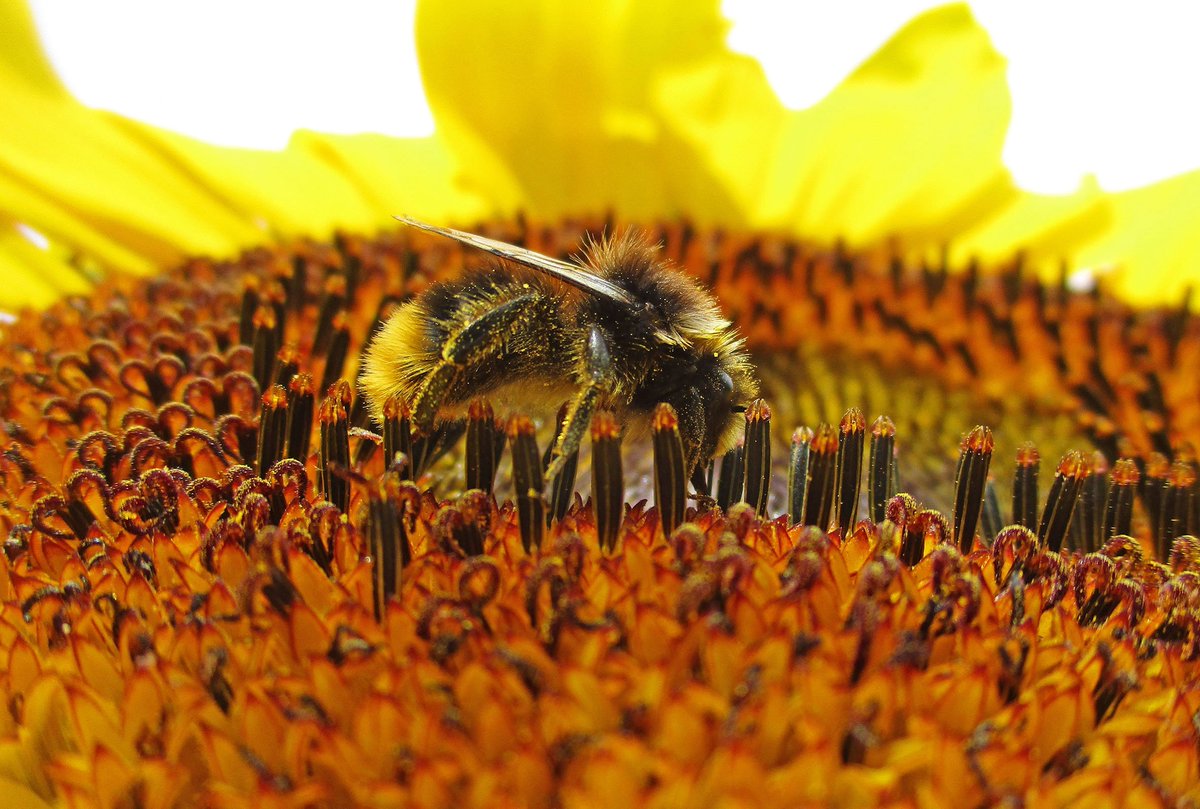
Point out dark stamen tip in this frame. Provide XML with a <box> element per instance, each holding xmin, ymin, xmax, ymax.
<box><xmin>952</xmin><ymin>424</ymin><xmax>993</xmax><ymax>553</ymax></box>
<box><xmin>465</xmin><ymin>398</ymin><xmax>500</xmax><ymax>494</ymax></box>
<box><xmin>1037</xmin><ymin>449</ymin><xmax>1088</xmax><ymax>553</ymax></box>
<box><xmin>590</xmin><ymin>410</ymin><xmax>624</xmax><ymax>554</ymax></box>
<box><xmin>867</xmin><ymin>417</ymin><xmax>896</xmax><ymax>524</ymax></box>
<box><xmin>742</xmin><ymin>398</ymin><xmax>772</xmax><ymax>516</ymax></box>
<box><xmin>507</xmin><ymin>414</ymin><xmax>545</xmax><ymax>555</ymax></box>
<box><xmin>652</xmin><ymin>402</ymin><xmax>686</xmax><ymax>541</ymax></box>
<box><xmin>834</xmin><ymin>408</ymin><xmax>866</xmax><ymax>531</ymax></box>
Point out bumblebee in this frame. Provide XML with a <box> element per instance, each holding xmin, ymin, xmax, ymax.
<box><xmin>360</xmin><ymin>218</ymin><xmax>758</xmax><ymax>482</ymax></box>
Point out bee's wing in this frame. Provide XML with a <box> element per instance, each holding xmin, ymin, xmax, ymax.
<box><xmin>397</xmin><ymin>216</ymin><xmax>637</xmax><ymax>305</ymax></box>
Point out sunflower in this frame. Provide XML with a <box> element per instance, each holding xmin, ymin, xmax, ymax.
<box><xmin>2</xmin><ymin>1</ymin><xmax>1200</xmax><ymax>807</ymax></box>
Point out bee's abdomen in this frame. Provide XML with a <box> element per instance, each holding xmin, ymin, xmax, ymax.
<box><xmin>359</xmin><ymin>296</ymin><xmax>442</xmax><ymax>423</ymax></box>
<box><xmin>359</xmin><ymin>268</ymin><xmax>572</xmax><ymax>424</ymax></box>
<box><xmin>437</xmin><ymin>281</ymin><xmax>569</xmax><ymax>396</ymax></box>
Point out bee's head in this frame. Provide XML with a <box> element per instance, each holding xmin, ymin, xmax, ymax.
<box><xmin>582</xmin><ymin>230</ymin><xmax>758</xmax><ymax>470</ymax></box>
<box><xmin>695</xmin><ymin>350</ymin><xmax>758</xmax><ymax>462</ymax></box>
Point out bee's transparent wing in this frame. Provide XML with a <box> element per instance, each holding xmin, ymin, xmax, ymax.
<box><xmin>396</xmin><ymin>216</ymin><xmax>637</xmax><ymax>305</ymax></box>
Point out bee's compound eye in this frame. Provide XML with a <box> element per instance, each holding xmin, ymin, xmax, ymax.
<box><xmin>714</xmin><ymin>369</ymin><xmax>738</xmax><ymax>413</ymax></box>
<box><xmin>717</xmin><ymin>369</ymin><xmax>734</xmax><ymax>396</ymax></box>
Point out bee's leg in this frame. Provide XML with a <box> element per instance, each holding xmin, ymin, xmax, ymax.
<box><xmin>670</xmin><ymin>395</ymin><xmax>707</xmax><ymax>482</ymax></box>
<box><xmin>546</xmin><ymin>327</ymin><xmax>612</xmax><ymax>479</ymax></box>
<box><xmin>411</xmin><ymin>294</ymin><xmax>540</xmax><ymax>431</ymax></box>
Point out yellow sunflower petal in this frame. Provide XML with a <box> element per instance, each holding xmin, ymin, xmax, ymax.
<box><xmin>414</xmin><ymin>0</ymin><xmax>745</xmax><ymax>223</ymax></box>
<box><xmin>950</xmin><ymin>175</ymin><xmax>1110</xmax><ymax>268</ymax></box>
<box><xmin>0</xmin><ymin>96</ymin><xmax>259</xmax><ymax>257</ymax></box>
<box><xmin>1075</xmin><ymin>168</ymin><xmax>1200</xmax><ymax>305</ymax></box>
<box><xmin>1</xmin><ymin>0</ymin><xmax>66</xmax><ymax>99</ymax></box>
<box><xmin>648</xmin><ymin>48</ymin><xmax>786</xmax><ymax>223</ymax></box>
<box><xmin>106</xmin><ymin>122</ymin><xmax>382</xmax><ymax>241</ymax></box>
<box><xmin>417</xmin><ymin>0</ymin><xmax>1025</xmax><ymax>257</ymax></box>
<box><xmin>0</xmin><ymin>220</ymin><xmax>94</xmax><ymax>308</ymax></box>
<box><xmin>626</xmin><ymin>3</ymin><xmax>1014</xmax><ymax>245</ymax></box>
<box><xmin>290</xmin><ymin>131</ymin><xmax>485</xmax><ymax>223</ymax></box>
<box><xmin>0</xmin><ymin>0</ymin><xmax>254</xmax><ymax>300</ymax></box>
<box><xmin>0</xmin><ymin>0</ymin><xmax>472</xmax><ymax>308</ymax></box>
<box><xmin>0</xmin><ymin>174</ymin><xmax>157</xmax><ymax>274</ymax></box>
<box><xmin>769</xmin><ymin>4</ymin><xmax>1015</xmax><ymax>248</ymax></box>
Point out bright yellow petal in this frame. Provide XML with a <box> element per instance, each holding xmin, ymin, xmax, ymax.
<box><xmin>0</xmin><ymin>219</ymin><xmax>94</xmax><ymax>308</ymax></box>
<box><xmin>667</xmin><ymin>4</ymin><xmax>1016</xmax><ymax>249</ymax></box>
<box><xmin>1075</xmin><ymin>168</ymin><xmax>1200</xmax><ymax>305</ymax></box>
<box><xmin>0</xmin><ymin>0</ymin><xmax>473</xmax><ymax>308</ymax></box>
<box><xmin>0</xmin><ymin>175</ymin><xmax>158</xmax><ymax>278</ymax></box>
<box><xmin>771</xmin><ymin>4</ymin><xmax>1014</xmax><ymax>248</ymax></box>
<box><xmin>649</xmin><ymin>49</ymin><xmax>786</xmax><ymax>224</ymax></box>
<box><xmin>109</xmin><ymin>124</ymin><xmax>482</xmax><ymax>243</ymax></box>
<box><xmin>1</xmin><ymin>0</ymin><xmax>66</xmax><ymax>100</ymax></box>
<box><xmin>108</xmin><ymin>121</ymin><xmax>384</xmax><ymax>241</ymax></box>
<box><xmin>417</xmin><ymin>1</ymin><xmax>1033</xmax><ymax>260</ymax></box>
<box><xmin>950</xmin><ymin>175</ymin><xmax>1110</xmax><ymax>268</ymax></box>
<box><xmin>414</xmin><ymin>0</ymin><xmax>746</xmax><ymax>224</ymax></box>
<box><xmin>0</xmin><ymin>42</ymin><xmax>260</xmax><ymax>257</ymax></box>
<box><xmin>0</xmin><ymin>0</ymin><xmax>251</xmax><ymax>303</ymax></box>
<box><xmin>290</xmin><ymin>131</ymin><xmax>485</xmax><ymax>224</ymax></box>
